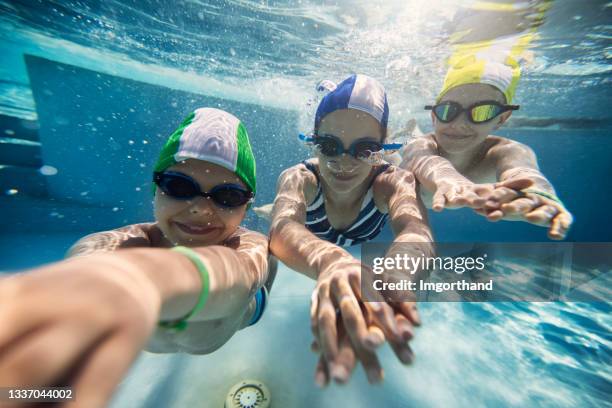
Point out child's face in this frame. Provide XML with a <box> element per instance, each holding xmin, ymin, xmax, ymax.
<box><xmin>316</xmin><ymin>109</ymin><xmax>383</xmax><ymax>194</ymax></box>
<box><xmin>432</xmin><ymin>83</ymin><xmax>511</xmax><ymax>153</ymax></box>
<box><xmin>154</xmin><ymin>159</ymin><xmax>248</xmax><ymax>246</ymax></box>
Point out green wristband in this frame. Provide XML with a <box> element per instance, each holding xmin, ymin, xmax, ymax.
<box><xmin>523</xmin><ymin>189</ymin><xmax>564</xmax><ymax>206</ymax></box>
<box><xmin>158</xmin><ymin>246</ymin><xmax>210</xmax><ymax>331</ymax></box>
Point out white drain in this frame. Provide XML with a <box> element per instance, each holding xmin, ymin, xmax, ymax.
<box><xmin>224</xmin><ymin>379</ymin><xmax>270</xmax><ymax>408</ymax></box>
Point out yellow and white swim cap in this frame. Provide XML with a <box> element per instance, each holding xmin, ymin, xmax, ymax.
<box><xmin>437</xmin><ymin>55</ymin><xmax>521</xmax><ymax>104</ymax></box>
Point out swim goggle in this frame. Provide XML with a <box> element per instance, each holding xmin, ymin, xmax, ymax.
<box><xmin>153</xmin><ymin>171</ymin><xmax>254</xmax><ymax>208</ymax></box>
<box><xmin>298</xmin><ymin>133</ymin><xmax>402</xmax><ymax>165</ymax></box>
<box><xmin>425</xmin><ymin>101</ymin><xmax>519</xmax><ymax>124</ymax></box>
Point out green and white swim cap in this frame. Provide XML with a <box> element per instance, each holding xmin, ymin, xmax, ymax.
<box><xmin>153</xmin><ymin>107</ymin><xmax>256</xmax><ymax>195</ymax></box>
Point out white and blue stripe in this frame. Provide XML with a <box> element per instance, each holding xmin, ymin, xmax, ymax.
<box><xmin>302</xmin><ymin>161</ymin><xmax>389</xmax><ymax>247</ymax></box>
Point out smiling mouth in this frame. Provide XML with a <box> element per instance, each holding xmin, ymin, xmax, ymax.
<box><xmin>443</xmin><ymin>132</ymin><xmax>475</xmax><ymax>140</ymax></box>
<box><xmin>174</xmin><ymin>221</ymin><xmax>221</xmax><ymax>235</ymax></box>
<box><xmin>331</xmin><ymin>171</ymin><xmax>357</xmax><ymax>181</ymax></box>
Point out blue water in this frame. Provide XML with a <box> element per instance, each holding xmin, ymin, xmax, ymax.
<box><xmin>0</xmin><ymin>1</ymin><xmax>611</xmax><ymax>407</ymax></box>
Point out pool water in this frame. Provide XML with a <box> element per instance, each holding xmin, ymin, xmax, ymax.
<box><xmin>0</xmin><ymin>1</ymin><xmax>610</xmax><ymax>407</ymax></box>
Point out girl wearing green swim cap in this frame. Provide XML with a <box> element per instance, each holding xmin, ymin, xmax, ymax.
<box><xmin>0</xmin><ymin>108</ymin><xmax>274</xmax><ymax>407</ymax></box>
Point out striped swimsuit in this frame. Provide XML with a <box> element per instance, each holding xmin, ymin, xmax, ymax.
<box><xmin>302</xmin><ymin>160</ymin><xmax>390</xmax><ymax>247</ymax></box>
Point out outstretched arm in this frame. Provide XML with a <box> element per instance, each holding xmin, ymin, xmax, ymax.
<box><xmin>400</xmin><ymin>136</ymin><xmax>486</xmax><ymax>211</ymax></box>
<box><xmin>484</xmin><ymin>142</ymin><xmax>573</xmax><ymax>239</ymax></box>
<box><xmin>269</xmin><ymin>163</ymin><xmax>404</xmax><ymax>385</ymax></box>
<box><xmin>269</xmin><ymin>164</ymin><xmax>352</xmax><ymax>279</ymax></box>
<box><xmin>374</xmin><ymin>167</ymin><xmax>435</xmax><ymax>280</ymax></box>
<box><xmin>0</xmin><ymin>238</ymin><xmax>268</xmax><ymax>408</ymax></box>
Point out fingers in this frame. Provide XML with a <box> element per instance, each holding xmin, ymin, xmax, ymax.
<box><xmin>496</xmin><ymin>178</ymin><xmax>533</xmax><ymax>191</ymax></box>
<box><xmin>388</xmin><ymin>317</ymin><xmax>415</xmax><ymax>365</ymax></box>
<box><xmin>548</xmin><ymin>210</ymin><xmax>573</xmax><ymax>240</ymax></box>
<box><xmin>485</xmin><ymin>187</ymin><xmax>522</xmax><ymax>208</ymax></box>
<box><xmin>316</xmin><ymin>289</ymin><xmax>339</xmax><ymax>365</ymax></box>
<box><xmin>356</xmin><ymin>345</ymin><xmax>384</xmax><ymax>384</ymax></box>
<box><xmin>69</xmin><ymin>328</ymin><xmax>146</xmax><ymax>408</ymax></box>
<box><xmin>366</xmin><ymin>326</ymin><xmax>385</xmax><ymax>347</ymax></box>
<box><xmin>500</xmin><ymin>197</ymin><xmax>538</xmax><ymax>216</ymax></box>
<box><xmin>330</xmin><ymin>324</ymin><xmax>356</xmax><ymax>385</ymax></box>
<box><xmin>432</xmin><ymin>190</ymin><xmax>446</xmax><ymax>212</ymax></box>
<box><xmin>331</xmin><ymin>278</ymin><xmax>375</xmax><ymax>350</ymax></box>
<box><xmin>442</xmin><ymin>187</ymin><xmax>468</xmax><ymax>209</ymax></box>
<box><xmin>485</xmin><ymin>209</ymin><xmax>504</xmax><ymax>222</ymax></box>
<box><xmin>462</xmin><ymin>190</ymin><xmax>487</xmax><ymax>209</ymax></box>
<box><xmin>364</xmin><ymin>302</ymin><xmax>403</xmax><ymax>344</ymax></box>
<box><xmin>0</xmin><ymin>320</ymin><xmax>109</xmax><ymax>387</ymax></box>
<box><xmin>525</xmin><ymin>204</ymin><xmax>559</xmax><ymax>226</ymax></box>
<box><xmin>314</xmin><ymin>355</ymin><xmax>330</xmax><ymax>387</ymax></box>
<box><xmin>309</xmin><ymin>290</ymin><xmax>319</xmax><ymax>340</ymax></box>
<box><xmin>396</xmin><ymin>302</ymin><xmax>421</xmax><ymax>327</ymax></box>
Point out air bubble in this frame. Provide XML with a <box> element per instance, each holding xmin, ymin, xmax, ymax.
<box><xmin>39</xmin><ymin>165</ymin><xmax>58</xmax><ymax>176</ymax></box>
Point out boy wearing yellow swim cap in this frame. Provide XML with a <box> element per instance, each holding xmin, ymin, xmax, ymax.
<box><xmin>401</xmin><ymin>56</ymin><xmax>573</xmax><ymax>240</ymax></box>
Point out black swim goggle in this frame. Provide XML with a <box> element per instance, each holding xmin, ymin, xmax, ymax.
<box><xmin>425</xmin><ymin>100</ymin><xmax>520</xmax><ymax>124</ymax></box>
<box><xmin>299</xmin><ymin>133</ymin><xmax>402</xmax><ymax>162</ymax></box>
<box><xmin>153</xmin><ymin>171</ymin><xmax>253</xmax><ymax>208</ymax></box>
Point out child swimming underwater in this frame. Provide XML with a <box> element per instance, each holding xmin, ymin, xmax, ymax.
<box><xmin>266</xmin><ymin>74</ymin><xmax>434</xmax><ymax>385</ymax></box>
<box><xmin>401</xmin><ymin>56</ymin><xmax>573</xmax><ymax>240</ymax></box>
<box><xmin>0</xmin><ymin>108</ymin><xmax>273</xmax><ymax>407</ymax></box>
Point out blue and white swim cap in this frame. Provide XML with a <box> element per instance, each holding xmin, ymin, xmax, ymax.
<box><xmin>314</xmin><ymin>74</ymin><xmax>389</xmax><ymax>131</ymax></box>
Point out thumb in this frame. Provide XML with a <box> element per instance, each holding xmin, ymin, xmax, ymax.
<box><xmin>432</xmin><ymin>190</ymin><xmax>446</xmax><ymax>212</ymax></box>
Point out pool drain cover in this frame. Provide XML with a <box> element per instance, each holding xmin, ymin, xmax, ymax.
<box><xmin>224</xmin><ymin>379</ymin><xmax>270</xmax><ymax>408</ymax></box>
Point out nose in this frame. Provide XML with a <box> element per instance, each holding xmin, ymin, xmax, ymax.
<box><xmin>449</xmin><ymin>113</ymin><xmax>472</xmax><ymax>131</ymax></box>
<box><xmin>327</xmin><ymin>154</ymin><xmax>361</xmax><ymax>172</ymax></box>
<box><xmin>188</xmin><ymin>196</ymin><xmax>216</xmax><ymax>215</ymax></box>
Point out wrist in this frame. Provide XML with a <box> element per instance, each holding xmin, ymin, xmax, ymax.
<box><xmin>115</xmin><ymin>248</ymin><xmax>202</xmax><ymax>319</ymax></box>
<box><xmin>318</xmin><ymin>252</ymin><xmax>355</xmax><ymax>279</ymax></box>
<box><xmin>436</xmin><ymin>178</ymin><xmax>472</xmax><ymax>190</ymax></box>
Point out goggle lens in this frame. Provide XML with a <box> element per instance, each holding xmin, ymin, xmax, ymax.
<box><xmin>159</xmin><ymin>175</ymin><xmax>198</xmax><ymax>199</ymax></box>
<box><xmin>433</xmin><ymin>103</ymin><xmax>460</xmax><ymax>122</ymax></box>
<box><xmin>471</xmin><ymin>104</ymin><xmax>503</xmax><ymax>123</ymax></box>
<box><xmin>212</xmin><ymin>186</ymin><xmax>251</xmax><ymax>207</ymax></box>
<box><xmin>155</xmin><ymin>173</ymin><xmax>252</xmax><ymax>208</ymax></box>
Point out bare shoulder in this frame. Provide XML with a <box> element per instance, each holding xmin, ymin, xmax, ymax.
<box><xmin>400</xmin><ymin>134</ymin><xmax>440</xmax><ymax>168</ymax></box>
<box><xmin>486</xmin><ymin>136</ymin><xmax>535</xmax><ymax>161</ymax></box>
<box><xmin>277</xmin><ymin>160</ymin><xmax>319</xmax><ymax>205</ymax></box>
<box><xmin>373</xmin><ymin>166</ymin><xmax>417</xmax><ymax>211</ymax></box>
<box><xmin>404</xmin><ymin>133</ymin><xmax>438</xmax><ymax>152</ymax></box>
<box><xmin>223</xmin><ymin>226</ymin><xmax>268</xmax><ymax>250</ymax></box>
<box><xmin>374</xmin><ymin>165</ymin><xmax>416</xmax><ymax>190</ymax></box>
<box><xmin>67</xmin><ymin>222</ymin><xmax>158</xmax><ymax>257</ymax></box>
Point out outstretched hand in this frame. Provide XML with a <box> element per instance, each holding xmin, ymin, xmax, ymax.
<box><xmin>310</xmin><ymin>257</ymin><xmax>418</xmax><ymax>385</ymax></box>
<box><xmin>477</xmin><ymin>187</ymin><xmax>572</xmax><ymax>240</ymax></box>
<box><xmin>0</xmin><ymin>256</ymin><xmax>160</xmax><ymax>408</ymax></box>
<box><xmin>432</xmin><ymin>178</ymin><xmax>532</xmax><ymax>212</ymax></box>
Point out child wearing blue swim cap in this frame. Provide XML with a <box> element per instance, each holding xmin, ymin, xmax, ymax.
<box><xmin>0</xmin><ymin>108</ymin><xmax>275</xmax><ymax>406</ymax></box>
<box><xmin>264</xmin><ymin>74</ymin><xmax>434</xmax><ymax>386</ymax></box>
<box><xmin>401</xmin><ymin>56</ymin><xmax>572</xmax><ymax>240</ymax></box>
